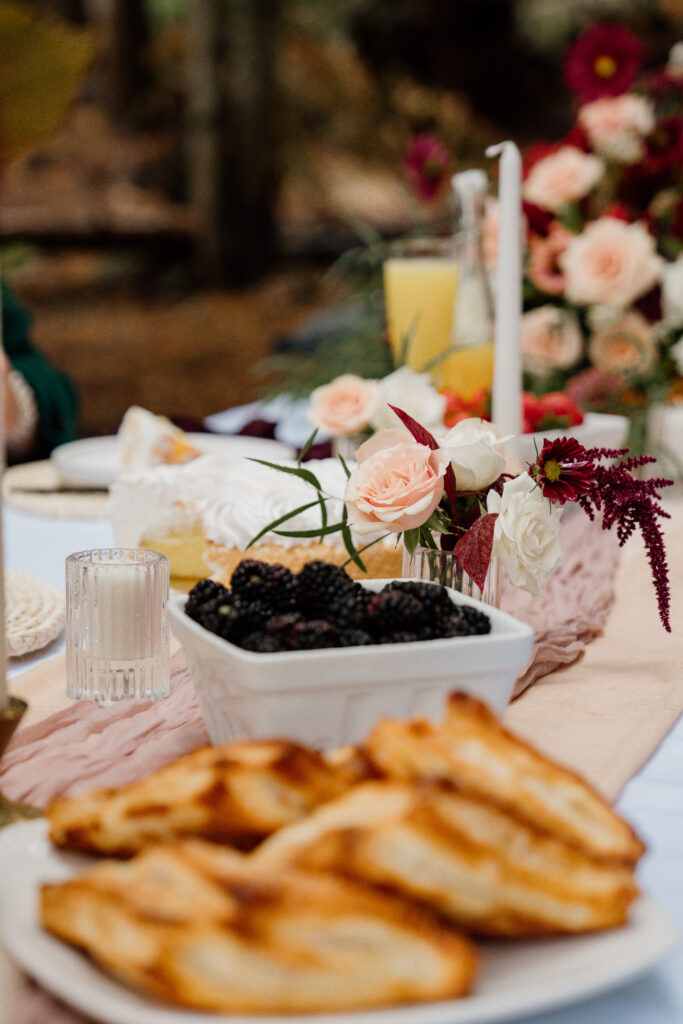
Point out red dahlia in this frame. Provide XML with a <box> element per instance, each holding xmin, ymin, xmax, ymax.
<box><xmin>403</xmin><ymin>132</ymin><xmax>452</xmax><ymax>202</ymax></box>
<box><xmin>564</xmin><ymin>24</ymin><xmax>643</xmax><ymax>102</ymax></box>
<box><xmin>531</xmin><ymin>437</ymin><xmax>595</xmax><ymax>505</ymax></box>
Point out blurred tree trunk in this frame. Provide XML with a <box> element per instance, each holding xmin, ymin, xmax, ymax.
<box><xmin>105</xmin><ymin>0</ymin><xmax>150</xmax><ymax>126</ymax></box>
<box><xmin>185</xmin><ymin>0</ymin><xmax>282</xmax><ymax>286</ymax></box>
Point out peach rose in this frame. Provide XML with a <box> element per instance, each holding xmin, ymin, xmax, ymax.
<box><xmin>523</xmin><ymin>146</ymin><xmax>604</xmax><ymax>212</ymax></box>
<box><xmin>521</xmin><ymin>306</ymin><xmax>583</xmax><ymax>376</ymax></box>
<box><xmin>561</xmin><ymin>218</ymin><xmax>663</xmax><ymax>308</ymax></box>
<box><xmin>344</xmin><ymin>429</ymin><xmax>447</xmax><ymax>535</ymax></box>
<box><xmin>578</xmin><ymin>95</ymin><xmax>655</xmax><ymax>165</ymax></box>
<box><xmin>527</xmin><ymin>223</ymin><xmax>573</xmax><ymax>295</ymax></box>
<box><xmin>588</xmin><ymin>312</ymin><xmax>656</xmax><ymax>377</ymax></box>
<box><xmin>308</xmin><ymin>374</ymin><xmax>378</xmax><ymax>436</ymax></box>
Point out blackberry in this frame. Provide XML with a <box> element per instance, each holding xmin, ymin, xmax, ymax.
<box><xmin>439</xmin><ymin>614</ymin><xmax>473</xmax><ymax>638</ymax></box>
<box><xmin>288</xmin><ymin>619</ymin><xmax>341</xmax><ymax>650</ymax></box>
<box><xmin>239</xmin><ymin>632</ymin><xmax>286</xmax><ymax>653</ymax></box>
<box><xmin>230</xmin><ymin>560</ymin><xmax>298</xmax><ymax>611</ymax></box>
<box><xmin>297</xmin><ymin>561</ymin><xmax>358</xmax><ymax>615</ymax></box>
<box><xmin>365</xmin><ymin>590</ymin><xmax>428</xmax><ymax>638</ymax></box>
<box><xmin>185</xmin><ymin>579</ymin><xmax>229</xmax><ymax>621</ymax></box>
<box><xmin>265</xmin><ymin>612</ymin><xmax>304</xmax><ymax>637</ymax></box>
<box><xmin>380</xmin><ymin>631</ymin><xmax>424</xmax><ymax>644</ymax></box>
<box><xmin>385</xmin><ymin>580</ymin><xmax>454</xmax><ymax>622</ymax></box>
<box><xmin>455</xmin><ymin>604</ymin><xmax>491</xmax><ymax>635</ymax></box>
<box><xmin>231</xmin><ymin>597</ymin><xmax>272</xmax><ymax>633</ymax></box>
<box><xmin>193</xmin><ymin>595</ymin><xmax>239</xmax><ymax>639</ymax></box>
<box><xmin>337</xmin><ymin>628</ymin><xmax>374</xmax><ymax>647</ymax></box>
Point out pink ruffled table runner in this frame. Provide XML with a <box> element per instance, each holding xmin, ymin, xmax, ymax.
<box><xmin>0</xmin><ymin>511</ymin><xmax>619</xmax><ymax>808</ymax></box>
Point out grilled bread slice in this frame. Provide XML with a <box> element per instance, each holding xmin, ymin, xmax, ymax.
<box><xmin>363</xmin><ymin>692</ymin><xmax>645</xmax><ymax>866</ymax></box>
<box><xmin>256</xmin><ymin>779</ymin><xmax>639</xmax><ymax>937</ymax></box>
<box><xmin>47</xmin><ymin>739</ymin><xmax>351</xmax><ymax>857</ymax></box>
<box><xmin>40</xmin><ymin>840</ymin><xmax>478</xmax><ymax>1013</ymax></box>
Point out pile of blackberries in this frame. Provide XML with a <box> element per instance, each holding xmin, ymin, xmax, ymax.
<box><xmin>185</xmin><ymin>559</ymin><xmax>491</xmax><ymax>653</ymax></box>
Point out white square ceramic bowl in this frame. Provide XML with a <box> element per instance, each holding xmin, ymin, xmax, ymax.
<box><xmin>169</xmin><ymin>582</ymin><xmax>534</xmax><ymax>750</ymax></box>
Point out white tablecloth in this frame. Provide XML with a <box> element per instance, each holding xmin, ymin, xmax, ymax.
<box><xmin>2</xmin><ymin>503</ymin><xmax>682</xmax><ymax>1024</ymax></box>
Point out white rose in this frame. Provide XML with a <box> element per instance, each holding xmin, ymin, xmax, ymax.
<box><xmin>486</xmin><ymin>474</ymin><xmax>562</xmax><ymax>598</ymax></box>
<box><xmin>662</xmin><ymin>256</ymin><xmax>683</xmax><ymax>327</ymax></box>
<box><xmin>370</xmin><ymin>366</ymin><xmax>447</xmax><ymax>432</ymax></box>
<box><xmin>440</xmin><ymin>417</ymin><xmax>507</xmax><ymax>492</ymax></box>
<box><xmin>578</xmin><ymin>95</ymin><xmax>655</xmax><ymax>165</ymax></box>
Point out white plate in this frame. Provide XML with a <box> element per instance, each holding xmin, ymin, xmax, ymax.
<box><xmin>51</xmin><ymin>435</ymin><xmax>295</xmax><ymax>489</ymax></box>
<box><xmin>1</xmin><ymin>820</ymin><xmax>677</xmax><ymax>1024</ymax></box>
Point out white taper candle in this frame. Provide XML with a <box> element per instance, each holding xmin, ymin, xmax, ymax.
<box><xmin>486</xmin><ymin>141</ymin><xmax>523</xmax><ymax>448</ymax></box>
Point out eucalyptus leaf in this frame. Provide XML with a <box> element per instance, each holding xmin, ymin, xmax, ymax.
<box><xmin>246</xmin><ymin>500</ymin><xmax>321</xmax><ymax>548</ymax></box>
<box><xmin>297</xmin><ymin>428</ymin><xmax>318</xmax><ymax>466</ymax></box>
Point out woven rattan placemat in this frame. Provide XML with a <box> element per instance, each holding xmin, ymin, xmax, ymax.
<box><xmin>5</xmin><ymin>568</ymin><xmax>65</xmax><ymax>658</ymax></box>
<box><xmin>3</xmin><ymin>462</ymin><xmax>109</xmax><ymax>518</ymax></box>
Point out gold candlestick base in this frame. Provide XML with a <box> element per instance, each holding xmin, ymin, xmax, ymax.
<box><xmin>0</xmin><ymin>698</ymin><xmax>42</xmax><ymax>828</ymax></box>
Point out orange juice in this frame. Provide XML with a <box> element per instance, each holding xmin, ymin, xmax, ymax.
<box><xmin>383</xmin><ymin>247</ymin><xmax>493</xmax><ymax>399</ymax></box>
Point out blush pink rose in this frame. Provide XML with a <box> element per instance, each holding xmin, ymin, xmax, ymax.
<box><xmin>523</xmin><ymin>146</ymin><xmax>604</xmax><ymax>212</ymax></box>
<box><xmin>588</xmin><ymin>311</ymin><xmax>656</xmax><ymax>376</ymax></box>
<box><xmin>308</xmin><ymin>374</ymin><xmax>378</xmax><ymax>436</ymax></box>
<box><xmin>560</xmin><ymin>218</ymin><xmax>663</xmax><ymax>308</ymax></box>
<box><xmin>521</xmin><ymin>306</ymin><xmax>583</xmax><ymax>375</ymax></box>
<box><xmin>578</xmin><ymin>95</ymin><xmax>655</xmax><ymax>164</ymax></box>
<box><xmin>344</xmin><ymin>429</ymin><xmax>447</xmax><ymax>535</ymax></box>
<box><xmin>527</xmin><ymin>222</ymin><xmax>573</xmax><ymax>295</ymax></box>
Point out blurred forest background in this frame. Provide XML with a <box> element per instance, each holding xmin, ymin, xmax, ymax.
<box><xmin>1</xmin><ymin>0</ymin><xmax>681</xmax><ymax>437</ymax></box>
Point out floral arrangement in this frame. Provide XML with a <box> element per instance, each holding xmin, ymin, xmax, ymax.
<box><xmin>493</xmin><ymin>26</ymin><xmax>683</xmax><ymax>441</ymax></box>
<box><xmin>307</xmin><ymin>367</ymin><xmax>585</xmax><ymax>439</ymax></box>
<box><xmin>251</xmin><ymin>411</ymin><xmax>673</xmax><ymax>631</ymax></box>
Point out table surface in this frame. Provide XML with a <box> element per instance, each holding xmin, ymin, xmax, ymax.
<box><xmin>3</xmin><ymin>502</ymin><xmax>683</xmax><ymax>1024</ymax></box>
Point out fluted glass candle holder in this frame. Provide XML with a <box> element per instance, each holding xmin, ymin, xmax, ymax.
<box><xmin>66</xmin><ymin>549</ymin><xmax>170</xmax><ymax>705</ymax></box>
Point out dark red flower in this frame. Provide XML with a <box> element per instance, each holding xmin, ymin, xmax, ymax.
<box><xmin>643</xmin><ymin>116</ymin><xmax>683</xmax><ymax>177</ymax></box>
<box><xmin>531</xmin><ymin>437</ymin><xmax>595</xmax><ymax>504</ymax></box>
<box><xmin>403</xmin><ymin>132</ymin><xmax>452</xmax><ymax>202</ymax></box>
<box><xmin>602</xmin><ymin>202</ymin><xmax>632</xmax><ymax>222</ymax></box>
<box><xmin>522</xmin><ymin>200</ymin><xmax>553</xmax><ymax>238</ymax></box>
<box><xmin>564</xmin><ymin>24</ymin><xmax>643</xmax><ymax>102</ymax></box>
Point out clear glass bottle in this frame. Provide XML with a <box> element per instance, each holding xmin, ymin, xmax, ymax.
<box><xmin>437</xmin><ymin>169</ymin><xmax>495</xmax><ymax>398</ymax></box>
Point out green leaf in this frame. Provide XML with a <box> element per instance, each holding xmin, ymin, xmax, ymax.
<box><xmin>341</xmin><ymin>521</ymin><xmax>366</xmax><ymax>572</ymax></box>
<box><xmin>341</xmin><ymin>533</ymin><xmax>389</xmax><ymax>570</ymax></box>
<box><xmin>274</xmin><ymin>522</ymin><xmax>344</xmax><ymax>539</ymax></box>
<box><xmin>402</xmin><ymin>528</ymin><xmax>420</xmax><ymax>557</ymax></box>
<box><xmin>247</xmin><ymin>458</ymin><xmax>322</xmax><ymax>492</ymax></box>
<box><xmin>337</xmin><ymin>453</ymin><xmax>352</xmax><ymax>479</ymax></box>
<box><xmin>246</xmin><ymin>500</ymin><xmax>321</xmax><ymax>548</ymax></box>
<box><xmin>556</xmin><ymin>201</ymin><xmax>583</xmax><ymax>234</ymax></box>
<box><xmin>418</xmin><ymin>526</ymin><xmax>438</xmax><ymax>549</ymax></box>
<box><xmin>399</xmin><ymin>314</ymin><xmax>420</xmax><ymax>367</ymax></box>
<box><xmin>419</xmin><ymin>344</ymin><xmax>461</xmax><ymax>375</ymax></box>
<box><xmin>297</xmin><ymin>428</ymin><xmax>318</xmax><ymax>466</ymax></box>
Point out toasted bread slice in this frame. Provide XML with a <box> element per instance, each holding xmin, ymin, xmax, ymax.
<box><xmin>41</xmin><ymin>840</ymin><xmax>477</xmax><ymax>1012</ymax></box>
<box><xmin>363</xmin><ymin>692</ymin><xmax>645</xmax><ymax>866</ymax></box>
<box><xmin>256</xmin><ymin>779</ymin><xmax>639</xmax><ymax>937</ymax></box>
<box><xmin>47</xmin><ymin>739</ymin><xmax>351</xmax><ymax>857</ymax></box>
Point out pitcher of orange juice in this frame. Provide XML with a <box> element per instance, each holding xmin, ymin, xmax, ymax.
<box><xmin>383</xmin><ymin>173</ymin><xmax>494</xmax><ymax>399</ymax></box>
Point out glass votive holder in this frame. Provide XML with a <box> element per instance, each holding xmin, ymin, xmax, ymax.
<box><xmin>66</xmin><ymin>549</ymin><xmax>170</xmax><ymax>705</ymax></box>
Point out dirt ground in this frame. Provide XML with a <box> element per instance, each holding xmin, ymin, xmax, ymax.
<box><xmin>9</xmin><ymin>251</ymin><xmax>335</xmax><ymax>437</ymax></box>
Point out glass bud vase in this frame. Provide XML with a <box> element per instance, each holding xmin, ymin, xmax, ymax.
<box><xmin>402</xmin><ymin>545</ymin><xmax>501</xmax><ymax>608</ymax></box>
<box><xmin>332</xmin><ymin>433</ymin><xmax>365</xmax><ymax>462</ymax></box>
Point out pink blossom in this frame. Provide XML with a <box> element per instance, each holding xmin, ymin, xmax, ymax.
<box><xmin>560</xmin><ymin>218</ymin><xmax>663</xmax><ymax>308</ymax></box>
<box><xmin>308</xmin><ymin>374</ymin><xmax>377</xmax><ymax>437</ymax></box>
<box><xmin>579</xmin><ymin>95</ymin><xmax>655</xmax><ymax>164</ymax></box>
<box><xmin>521</xmin><ymin>306</ymin><xmax>584</xmax><ymax>376</ymax></box>
<box><xmin>344</xmin><ymin>430</ymin><xmax>447</xmax><ymax>535</ymax></box>
<box><xmin>523</xmin><ymin>146</ymin><xmax>604</xmax><ymax>212</ymax></box>
<box><xmin>527</xmin><ymin>223</ymin><xmax>573</xmax><ymax>295</ymax></box>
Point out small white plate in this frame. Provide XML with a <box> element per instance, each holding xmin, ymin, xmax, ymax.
<box><xmin>51</xmin><ymin>435</ymin><xmax>295</xmax><ymax>489</ymax></box>
<box><xmin>1</xmin><ymin>820</ymin><xmax>677</xmax><ymax>1024</ymax></box>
